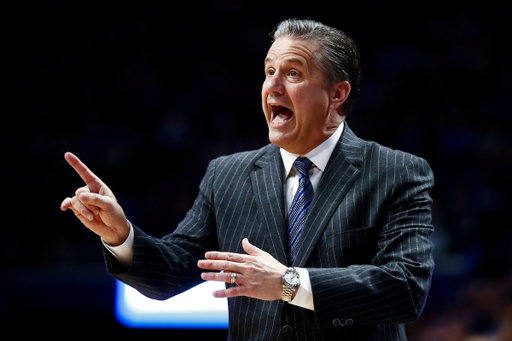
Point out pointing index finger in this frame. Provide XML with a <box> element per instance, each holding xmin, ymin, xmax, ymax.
<box><xmin>64</xmin><ymin>152</ymin><xmax>102</xmax><ymax>188</ymax></box>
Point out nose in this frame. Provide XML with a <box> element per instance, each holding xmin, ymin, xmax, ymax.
<box><xmin>264</xmin><ymin>73</ymin><xmax>285</xmax><ymax>95</ymax></box>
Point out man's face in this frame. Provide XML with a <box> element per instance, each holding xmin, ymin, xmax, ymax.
<box><xmin>262</xmin><ymin>37</ymin><xmax>348</xmax><ymax>155</ymax></box>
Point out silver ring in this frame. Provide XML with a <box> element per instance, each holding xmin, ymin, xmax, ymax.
<box><xmin>230</xmin><ymin>273</ymin><xmax>237</xmax><ymax>284</ymax></box>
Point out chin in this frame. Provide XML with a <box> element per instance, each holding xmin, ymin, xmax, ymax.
<box><xmin>268</xmin><ymin>131</ymin><xmax>288</xmax><ymax>149</ymax></box>
<box><xmin>269</xmin><ymin>134</ymin><xmax>303</xmax><ymax>154</ymax></box>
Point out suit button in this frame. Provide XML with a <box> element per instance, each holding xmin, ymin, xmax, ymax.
<box><xmin>282</xmin><ymin>325</ymin><xmax>292</xmax><ymax>336</ymax></box>
<box><xmin>346</xmin><ymin>318</ymin><xmax>354</xmax><ymax>326</ymax></box>
<box><xmin>332</xmin><ymin>318</ymin><xmax>340</xmax><ymax>327</ymax></box>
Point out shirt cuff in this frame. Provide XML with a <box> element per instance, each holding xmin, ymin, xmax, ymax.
<box><xmin>102</xmin><ymin>221</ymin><xmax>134</xmax><ymax>267</ymax></box>
<box><xmin>290</xmin><ymin>267</ymin><xmax>315</xmax><ymax>311</ymax></box>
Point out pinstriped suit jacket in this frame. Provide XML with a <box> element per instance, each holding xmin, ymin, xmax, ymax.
<box><xmin>105</xmin><ymin>124</ymin><xmax>435</xmax><ymax>340</ymax></box>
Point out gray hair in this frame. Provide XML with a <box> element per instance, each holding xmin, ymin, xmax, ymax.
<box><xmin>272</xmin><ymin>19</ymin><xmax>361</xmax><ymax>115</ymax></box>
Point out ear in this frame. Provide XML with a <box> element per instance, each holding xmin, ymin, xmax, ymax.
<box><xmin>329</xmin><ymin>81</ymin><xmax>351</xmax><ymax>112</ymax></box>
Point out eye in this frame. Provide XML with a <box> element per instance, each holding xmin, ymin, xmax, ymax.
<box><xmin>266</xmin><ymin>68</ymin><xmax>275</xmax><ymax>76</ymax></box>
<box><xmin>289</xmin><ymin>70</ymin><xmax>301</xmax><ymax>78</ymax></box>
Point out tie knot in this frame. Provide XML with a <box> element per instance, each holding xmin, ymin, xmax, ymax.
<box><xmin>293</xmin><ymin>157</ymin><xmax>313</xmax><ymax>178</ymax></box>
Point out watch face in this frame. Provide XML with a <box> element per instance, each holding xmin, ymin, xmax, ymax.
<box><xmin>284</xmin><ymin>270</ymin><xmax>300</xmax><ymax>285</ymax></box>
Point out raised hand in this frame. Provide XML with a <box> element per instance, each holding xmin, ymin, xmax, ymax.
<box><xmin>198</xmin><ymin>238</ymin><xmax>288</xmax><ymax>301</ymax></box>
<box><xmin>60</xmin><ymin>152</ymin><xmax>130</xmax><ymax>246</ymax></box>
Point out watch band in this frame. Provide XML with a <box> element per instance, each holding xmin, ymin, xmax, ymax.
<box><xmin>282</xmin><ymin>284</ymin><xmax>296</xmax><ymax>302</ymax></box>
<box><xmin>282</xmin><ymin>267</ymin><xmax>300</xmax><ymax>302</ymax></box>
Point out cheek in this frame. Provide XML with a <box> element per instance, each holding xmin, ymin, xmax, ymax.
<box><xmin>304</xmin><ymin>91</ymin><xmax>330</xmax><ymax>112</ymax></box>
<box><xmin>261</xmin><ymin>81</ymin><xmax>270</xmax><ymax>100</ymax></box>
<box><xmin>261</xmin><ymin>90</ymin><xmax>270</xmax><ymax>119</ymax></box>
<box><xmin>295</xmin><ymin>95</ymin><xmax>328</xmax><ymax>126</ymax></box>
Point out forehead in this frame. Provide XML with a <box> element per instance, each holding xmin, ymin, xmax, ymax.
<box><xmin>265</xmin><ymin>37</ymin><xmax>320</xmax><ymax>67</ymax></box>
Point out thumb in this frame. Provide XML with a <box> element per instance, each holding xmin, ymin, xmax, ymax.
<box><xmin>242</xmin><ymin>238</ymin><xmax>265</xmax><ymax>256</ymax></box>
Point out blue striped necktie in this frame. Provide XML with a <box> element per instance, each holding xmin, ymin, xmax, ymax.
<box><xmin>287</xmin><ymin>157</ymin><xmax>314</xmax><ymax>265</ymax></box>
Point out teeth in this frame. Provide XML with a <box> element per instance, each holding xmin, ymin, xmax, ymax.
<box><xmin>269</xmin><ymin>103</ymin><xmax>292</xmax><ymax>124</ymax></box>
<box><xmin>271</xmin><ymin>116</ymin><xmax>290</xmax><ymax>124</ymax></box>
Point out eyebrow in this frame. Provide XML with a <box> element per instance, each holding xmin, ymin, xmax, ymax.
<box><xmin>264</xmin><ymin>56</ymin><xmax>308</xmax><ymax>69</ymax></box>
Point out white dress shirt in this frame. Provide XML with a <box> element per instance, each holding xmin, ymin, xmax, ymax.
<box><xmin>279</xmin><ymin>121</ymin><xmax>344</xmax><ymax>310</ymax></box>
<box><xmin>104</xmin><ymin>121</ymin><xmax>345</xmax><ymax>312</ymax></box>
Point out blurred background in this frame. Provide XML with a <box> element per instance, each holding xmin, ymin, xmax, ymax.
<box><xmin>2</xmin><ymin>1</ymin><xmax>511</xmax><ymax>339</ymax></box>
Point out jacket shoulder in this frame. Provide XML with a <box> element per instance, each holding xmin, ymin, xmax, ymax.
<box><xmin>208</xmin><ymin>143</ymin><xmax>278</xmax><ymax>175</ymax></box>
<box><xmin>358</xmin><ymin>137</ymin><xmax>431</xmax><ymax>171</ymax></box>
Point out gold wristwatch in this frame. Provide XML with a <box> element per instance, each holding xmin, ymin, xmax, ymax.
<box><xmin>282</xmin><ymin>267</ymin><xmax>300</xmax><ymax>302</ymax></box>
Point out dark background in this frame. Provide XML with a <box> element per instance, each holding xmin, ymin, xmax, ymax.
<box><xmin>2</xmin><ymin>1</ymin><xmax>511</xmax><ymax>339</ymax></box>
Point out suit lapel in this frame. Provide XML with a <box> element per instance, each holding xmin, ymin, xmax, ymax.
<box><xmin>250</xmin><ymin>145</ymin><xmax>290</xmax><ymax>265</ymax></box>
<box><xmin>293</xmin><ymin>124</ymin><xmax>364</xmax><ymax>268</ymax></box>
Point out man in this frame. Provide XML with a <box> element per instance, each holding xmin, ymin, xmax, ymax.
<box><xmin>61</xmin><ymin>19</ymin><xmax>434</xmax><ymax>340</ymax></box>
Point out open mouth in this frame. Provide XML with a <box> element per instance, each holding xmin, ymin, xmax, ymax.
<box><xmin>270</xmin><ymin>105</ymin><xmax>294</xmax><ymax>124</ymax></box>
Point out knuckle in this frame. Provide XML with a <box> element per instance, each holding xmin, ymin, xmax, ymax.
<box><xmin>75</xmin><ymin>187</ymin><xmax>89</xmax><ymax>196</ymax></box>
<box><xmin>70</xmin><ymin>196</ymin><xmax>81</xmax><ymax>208</ymax></box>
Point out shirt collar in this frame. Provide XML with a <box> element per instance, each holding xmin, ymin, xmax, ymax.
<box><xmin>280</xmin><ymin>121</ymin><xmax>344</xmax><ymax>178</ymax></box>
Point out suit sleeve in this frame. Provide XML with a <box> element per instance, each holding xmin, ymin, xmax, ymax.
<box><xmin>308</xmin><ymin>155</ymin><xmax>435</xmax><ymax>328</ymax></box>
<box><xmin>103</xmin><ymin>159</ymin><xmax>219</xmax><ymax>300</ymax></box>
